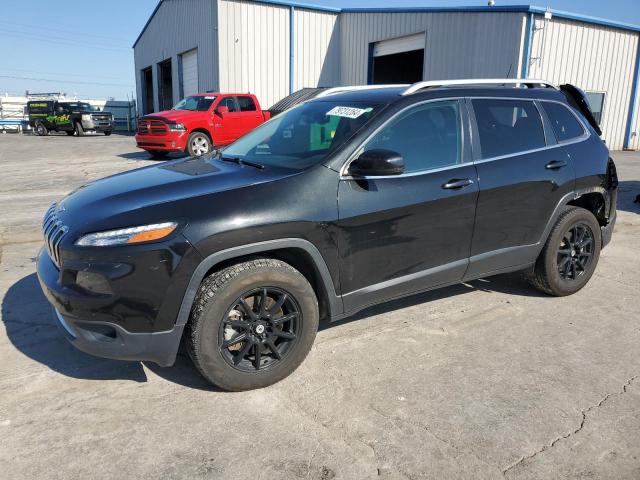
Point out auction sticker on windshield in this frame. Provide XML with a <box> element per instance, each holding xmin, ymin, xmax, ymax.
<box><xmin>326</xmin><ymin>106</ymin><xmax>372</xmax><ymax>119</ymax></box>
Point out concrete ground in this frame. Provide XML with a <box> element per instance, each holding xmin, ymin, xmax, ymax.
<box><xmin>0</xmin><ymin>133</ymin><xmax>639</xmax><ymax>480</ymax></box>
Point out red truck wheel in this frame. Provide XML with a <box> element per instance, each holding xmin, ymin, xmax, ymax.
<box><xmin>186</xmin><ymin>132</ymin><xmax>212</xmax><ymax>157</ymax></box>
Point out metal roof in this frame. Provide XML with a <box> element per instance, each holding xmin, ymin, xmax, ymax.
<box><xmin>133</xmin><ymin>1</ymin><xmax>640</xmax><ymax>48</ymax></box>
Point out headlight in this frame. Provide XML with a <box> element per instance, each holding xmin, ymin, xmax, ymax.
<box><xmin>169</xmin><ymin>123</ymin><xmax>186</xmax><ymax>132</ymax></box>
<box><xmin>82</xmin><ymin>114</ymin><xmax>91</xmax><ymax>121</ymax></box>
<box><xmin>75</xmin><ymin>222</ymin><xmax>178</xmax><ymax>247</ymax></box>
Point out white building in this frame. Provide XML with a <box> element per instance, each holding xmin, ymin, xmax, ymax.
<box><xmin>133</xmin><ymin>0</ymin><xmax>640</xmax><ymax>150</ymax></box>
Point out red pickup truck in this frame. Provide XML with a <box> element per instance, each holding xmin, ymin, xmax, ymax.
<box><xmin>135</xmin><ymin>93</ymin><xmax>270</xmax><ymax>157</ymax></box>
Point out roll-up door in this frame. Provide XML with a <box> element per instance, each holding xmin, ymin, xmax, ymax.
<box><xmin>181</xmin><ymin>49</ymin><xmax>198</xmax><ymax>97</ymax></box>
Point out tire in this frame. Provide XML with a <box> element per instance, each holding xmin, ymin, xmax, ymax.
<box><xmin>186</xmin><ymin>258</ymin><xmax>319</xmax><ymax>391</ymax></box>
<box><xmin>104</xmin><ymin>130</ymin><xmax>112</xmax><ymax>136</ymax></box>
<box><xmin>148</xmin><ymin>150</ymin><xmax>169</xmax><ymax>159</ymax></box>
<box><xmin>528</xmin><ymin>206</ymin><xmax>601</xmax><ymax>296</ymax></box>
<box><xmin>75</xmin><ymin>122</ymin><xmax>85</xmax><ymax>137</ymax></box>
<box><xmin>65</xmin><ymin>130</ymin><xmax>75</xmax><ymax>136</ymax></box>
<box><xmin>34</xmin><ymin>122</ymin><xmax>48</xmax><ymax>136</ymax></box>
<box><xmin>186</xmin><ymin>131</ymin><xmax>212</xmax><ymax>157</ymax></box>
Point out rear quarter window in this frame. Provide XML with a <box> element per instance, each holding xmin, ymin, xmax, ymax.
<box><xmin>541</xmin><ymin>102</ymin><xmax>586</xmax><ymax>142</ymax></box>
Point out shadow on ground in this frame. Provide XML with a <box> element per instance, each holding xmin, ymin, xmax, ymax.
<box><xmin>322</xmin><ymin>271</ymin><xmax>545</xmax><ymax>330</ymax></box>
<box><xmin>1</xmin><ymin>273</ymin><xmax>148</xmax><ymax>383</ymax></box>
<box><xmin>3</xmin><ymin>270</ymin><xmax>543</xmax><ymax>389</ymax></box>
<box><xmin>118</xmin><ymin>151</ymin><xmax>161</xmax><ymax>161</ymax></box>
<box><xmin>617</xmin><ymin>180</ymin><xmax>640</xmax><ymax>214</ymax></box>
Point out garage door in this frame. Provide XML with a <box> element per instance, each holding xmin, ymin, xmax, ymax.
<box><xmin>373</xmin><ymin>32</ymin><xmax>425</xmax><ymax>58</ymax></box>
<box><xmin>181</xmin><ymin>49</ymin><xmax>198</xmax><ymax>97</ymax></box>
<box><xmin>371</xmin><ymin>32</ymin><xmax>425</xmax><ymax>84</ymax></box>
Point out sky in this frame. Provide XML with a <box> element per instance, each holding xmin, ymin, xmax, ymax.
<box><xmin>1</xmin><ymin>0</ymin><xmax>639</xmax><ymax>100</ymax></box>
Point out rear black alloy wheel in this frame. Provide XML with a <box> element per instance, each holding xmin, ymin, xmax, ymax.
<box><xmin>219</xmin><ymin>287</ymin><xmax>300</xmax><ymax>372</ymax></box>
<box><xmin>557</xmin><ymin>223</ymin><xmax>594</xmax><ymax>281</ymax></box>
<box><xmin>528</xmin><ymin>206</ymin><xmax>601</xmax><ymax>296</ymax></box>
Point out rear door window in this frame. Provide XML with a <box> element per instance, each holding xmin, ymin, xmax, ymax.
<box><xmin>472</xmin><ymin>99</ymin><xmax>546</xmax><ymax>159</ymax></box>
<box><xmin>541</xmin><ymin>102</ymin><xmax>585</xmax><ymax>142</ymax></box>
<box><xmin>237</xmin><ymin>96</ymin><xmax>257</xmax><ymax>112</ymax></box>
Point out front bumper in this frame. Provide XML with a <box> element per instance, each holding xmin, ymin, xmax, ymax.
<box><xmin>81</xmin><ymin>117</ymin><xmax>113</xmax><ymax>132</ymax></box>
<box><xmin>36</xmin><ymin>243</ymin><xmax>196</xmax><ymax>366</ymax></box>
<box><xmin>53</xmin><ymin>308</ymin><xmax>183</xmax><ymax>366</ymax></box>
<box><xmin>135</xmin><ymin>131</ymin><xmax>187</xmax><ymax>152</ymax></box>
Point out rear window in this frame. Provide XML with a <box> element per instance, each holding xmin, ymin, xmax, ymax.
<box><xmin>541</xmin><ymin>102</ymin><xmax>585</xmax><ymax>142</ymax></box>
<box><xmin>237</xmin><ymin>96</ymin><xmax>257</xmax><ymax>112</ymax></box>
<box><xmin>472</xmin><ymin>99</ymin><xmax>546</xmax><ymax>159</ymax></box>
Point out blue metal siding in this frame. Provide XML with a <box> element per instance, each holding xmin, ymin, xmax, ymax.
<box><xmin>624</xmin><ymin>36</ymin><xmax>640</xmax><ymax>149</ymax></box>
<box><xmin>522</xmin><ymin>13</ymin><xmax>535</xmax><ymax>78</ymax></box>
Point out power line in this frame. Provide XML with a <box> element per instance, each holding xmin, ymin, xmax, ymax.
<box><xmin>0</xmin><ymin>19</ymin><xmax>133</xmax><ymax>43</ymax></box>
<box><xmin>0</xmin><ymin>27</ymin><xmax>130</xmax><ymax>48</ymax></box>
<box><xmin>0</xmin><ymin>75</ymin><xmax>134</xmax><ymax>88</ymax></box>
<box><xmin>0</xmin><ymin>67</ymin><xmax>129</xmax><ymax>81</ymax></box>
<box><xmin>0</xmin><ymin>30</ymin><xmax>129</xmax><ymax>52</ymax></box>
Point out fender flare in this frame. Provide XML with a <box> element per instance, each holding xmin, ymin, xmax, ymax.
<box><xmin>535</xmin><ymin>187</ymin><xmax>607</xmax><ymax>255</ymax></box>
<box><xmin>174</xmin><ymin>238</ymin><xmax>343</xmax><ymax>327</ymax></box>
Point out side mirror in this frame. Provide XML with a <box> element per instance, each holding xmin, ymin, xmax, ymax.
<box><xmin>216</xmin><ymin>106</ymin><xmax>229</xmax><ymax>116</ymax></box>
<box><xmin>348</xmin><ymin>149</ymin><xmax>404</xmax><ymax>177</ymax></box>
<box><xmin>56</xmin><ymin>107</ymin><xmax>64</xmax><ymax>113</ymax></box>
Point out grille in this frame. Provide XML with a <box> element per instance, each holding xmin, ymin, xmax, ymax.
<box><xmin>92</xmin><ymin>114</ymin><xmax>112</xmax><ymax>124</ymax></box>
<box><xmin>137</xmin><ymin>119</ymin><xmax>168</xmax><ymax>135</ymax></box>
<box><xmin>42</xmin><ymin>204</ymin><xmax>69</xmax><ymax>268</ymax></box>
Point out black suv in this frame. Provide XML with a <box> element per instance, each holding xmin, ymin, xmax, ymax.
<box><xmin>27</xmin><ymin>100</ymin><xmax>113</xmax><ymax>136</ymax></box>
<box><xmin>37</xmin><ymin>80</ymin><xmax>618</xmax><ymax>391</ymax></box>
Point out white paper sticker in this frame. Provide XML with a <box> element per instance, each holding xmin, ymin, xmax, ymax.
<box><xmin>326</xmin><ymin>106</ymin><xmax>372</xmax><ymax>119</ymax></box>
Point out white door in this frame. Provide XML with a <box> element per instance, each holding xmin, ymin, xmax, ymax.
<box><xmin>373</xmin><ymin>32</ymin><xmax>426</xmax><ymax>58</ymax></box>
<box><xmin>181</xmin><ymin>49</ymin><xmax>198</xmax><ymax>97</ymax></box>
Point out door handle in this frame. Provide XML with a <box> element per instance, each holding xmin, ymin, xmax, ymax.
<box><xmin>442</xmin><ymin>178</ymin><xmax>474</xmax><ymax>190</ymax></box>
<box><xmin>545</xmin><ymin>160</ymin><xmax>568</xmax><ymax>170</ymax></box>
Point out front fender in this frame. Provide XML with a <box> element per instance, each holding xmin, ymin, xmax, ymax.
<box><xmin>173</xmin><ymin>238</ymin><xmax>344</xmax><ymax>328</ymax></box>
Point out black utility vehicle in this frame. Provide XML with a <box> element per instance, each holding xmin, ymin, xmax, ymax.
<box><xmin>37</xmin><ymin>79</ymin><xmax>618</xmax><ymax>391</ymax></box>
<box><xmin>27</xmin><ymin>100</ymin><xmax>113</xmax><ymax>136</ymax></box>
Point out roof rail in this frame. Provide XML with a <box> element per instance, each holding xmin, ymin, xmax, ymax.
<box><xmin>401</xmin><ymin>79</ymin><xmax>559</xmax><ymax>96</ymax></box>
<box><xmin>316</xmin><ymin>84</ymin><xmax>409</xmax><ymax>98</ymax></box>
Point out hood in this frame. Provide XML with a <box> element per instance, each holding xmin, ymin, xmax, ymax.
<box><xmin>56</xmin><ymin>156</ymin><xmax>296</xmax><ymax>234</ymax></box>
<box><xmin>143</xmin><ymin>109</ymin><xmax>204</xmax><ymax>123</ymax></box>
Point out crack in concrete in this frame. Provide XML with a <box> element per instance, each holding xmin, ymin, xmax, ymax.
<box><xmin>369</xmin><ymin>404</ymin><xmax>501</xmax><ymax>475</ymax></box>
<box><xmin>503</xmin><ymin>375</ymin><xmax>638</xmax><ymax>476</ymax></box>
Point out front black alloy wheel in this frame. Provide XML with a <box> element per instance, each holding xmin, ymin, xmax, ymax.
<box><xmin>219</xmin><ymin>287</ymin><xmax>300</xmax><ymax>372</ymax></box>
<box><xmin>186</xmin><ymin>259</ymin><xmax>319</xmax><ymax>391</ymax></box>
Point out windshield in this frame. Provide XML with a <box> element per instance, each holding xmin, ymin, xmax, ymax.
<box><xmin>173</xmin><ymin>96</ymin><xmax>216</xmax><ymax>111</ymax></box>
<box><xmin>76</xmin><ymin>102</ymin><xmax>99</xmax><ymax>111</ymax></box>
<box><xmin>222</xmin><ymin>101</ymin><xmax>382</xmax><ymax>170</ymax></box>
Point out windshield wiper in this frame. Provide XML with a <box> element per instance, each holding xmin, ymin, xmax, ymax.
<box><xmin>219</xmin><ymin>155</ymin><xmax>265</xmax><ymax>170</ymax></box>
